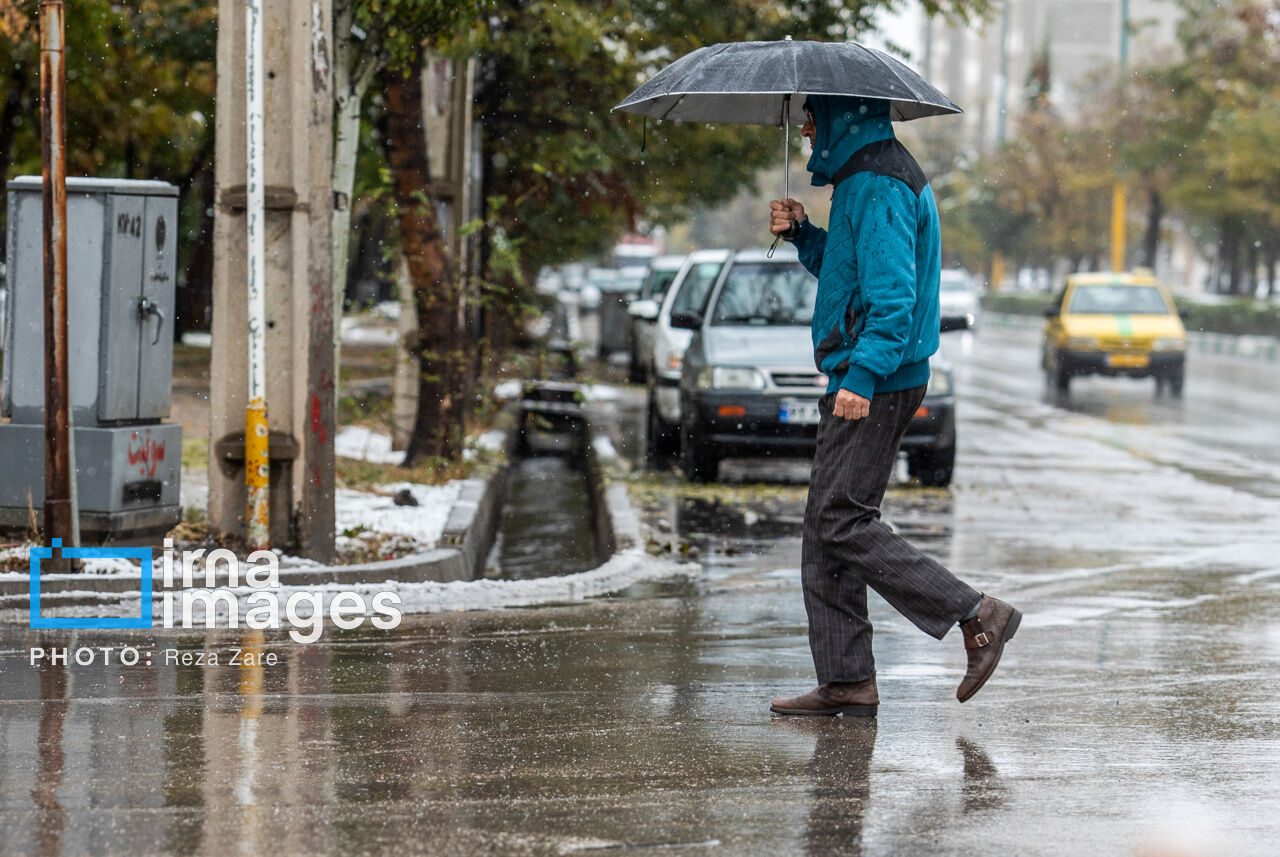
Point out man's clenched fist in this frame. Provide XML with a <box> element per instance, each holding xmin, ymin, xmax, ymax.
<box><xmin>769</xmin><ymin>198</ymin><xmax>807</xmax><ymax>236</ymax></box>
<box><xmin>833</xmin><ymin>389</ymin><xmax>870</xmax><ymax>421</ymax></box>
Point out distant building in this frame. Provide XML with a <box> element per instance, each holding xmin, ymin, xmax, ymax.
<box><xmin>918</xmin><ymin>0</ymin><xmax>1183</xmax><ymax>152</ymax></box>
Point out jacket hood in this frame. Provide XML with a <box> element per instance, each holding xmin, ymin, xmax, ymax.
<box><xmin>804</xmin><ymin>95</ymin><xmax>895</xmax><ymax>187</ymax></box>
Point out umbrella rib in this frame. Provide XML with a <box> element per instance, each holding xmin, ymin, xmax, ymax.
<box><xmin>864</xmin><ymin>48</ymin><xmax>925</xmax><ymax>105</ymax></box>
<box><xmin>659</xmin><ymin>93</ymin><xmax>687</xmax><ymax>121</ymax></box>
<box><xmin>664</xmin><ymin>42</ymin><xmax>734</xmax><ymax>107</ymax></box>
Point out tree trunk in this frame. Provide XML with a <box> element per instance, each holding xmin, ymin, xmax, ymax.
<box><xmin>1265</xmin><ymin>237</ymin><xmax>1277</xmax><ymax>298</ymax></box>
<box><xmin>1245</xmin><ymin>236</ymin><xmax>1258</xmax><ymax>298</ymax></box>
<box><xmin>1141</xmin><ymin>187</ymin><xmax>1162</xmax><ymax>271</ymax></box>
<box><xmin>1223</xmin><ymin>226</ymin><xmax>1241</xmax><ymax>295</ymax></box>
<box><xmin>382</xmin><ymin>58</ymin><xmax>468</xmax><ymax>465</ymax></box>
<box><xmin>330</xmin><ymin>1</ymin><xmax>380</xmax><ymax>364</ymax></box>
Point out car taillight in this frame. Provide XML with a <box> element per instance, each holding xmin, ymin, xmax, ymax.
<box><xmin>915</xmin><ymin>406</ymin><xmax>930</xmax><ymax>418</ymax></box>
<box><xmin>718</xmin><ymin>405</ymin><xmax>747</xmax><ymax>417</ymax></box>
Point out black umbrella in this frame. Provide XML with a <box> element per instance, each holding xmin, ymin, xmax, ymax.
<box><xmin>614</xmin><ymin>36</ymin><xmax>961</xmax><ymax>247</ymax></box>
<box><xmin>615</xmin><ymin>37</ymin><xmax>961</xmax><ymax>126</ymax></box>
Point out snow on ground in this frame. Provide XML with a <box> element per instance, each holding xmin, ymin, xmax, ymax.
<box><xmin>592</xmin><ymin>435</ymin><xmax>619</xmax><ymax>460</ymax></box>
<box><xmin>493</xmin><ymin>379</ymin><xmax>523</xmax><ymax>400</ymax></box>
<box><xmin>491</xmin><ymin>380</ymin><xmax>620</xmax><ymax>403</ymax></box>
<box><xmin>334</xmin><ymin>481</ymin><xmax>460</xmax><ymax>546</ymax></box>
<box><xmin>334</xmin><ymin>425</ymin><xmax>405</xmax><ymax>464</ymax></box>
<box><xmin>464</xmin><ymin>429</ymin><xmax>508</xmax><ymax>461</ymax></box>
<box><xmin>283</xmin><ymin>550</ymin><xmax>697</xmax><ymax>615</ymax></box>
<box><xmin>339</xmin><ymin>316</ymin><xmax>399</xmax><ymax>346</ymax></box>
<box><xmin>583</xmin><ymin>384</ymin><xmax>620</xmax><ymax>402</ymax></box>
<box><xmin>9</xmin><ymin>550</ymin><xmax>699</xmax><ymax>624</ymax></box>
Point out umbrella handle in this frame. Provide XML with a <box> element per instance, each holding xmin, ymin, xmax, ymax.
<box><xmin>769</xmin><ymin>94</ymin><xmax>792</xmax><ymax>260</ymax></box>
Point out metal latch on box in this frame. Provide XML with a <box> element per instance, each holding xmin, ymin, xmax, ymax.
<box><xmin>137</xmin><ymin>296</ymin><xmax>165</xmax><ymax>345</ymax></box>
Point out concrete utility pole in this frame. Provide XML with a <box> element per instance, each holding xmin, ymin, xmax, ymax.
<box><xmin>210</xmin><ymin>0</ymin><xmax>336</xmax><ymax>560</ymax></box>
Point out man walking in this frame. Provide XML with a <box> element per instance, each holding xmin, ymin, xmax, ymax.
<box><xmin>767</xmin><ymin>95</ymin><xmax>1021</xmax><ymax>716</ymax></box>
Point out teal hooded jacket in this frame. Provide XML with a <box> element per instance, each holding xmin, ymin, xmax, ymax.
<box><xmin>786</xmin><ymin>95</ymin><xmax>942</xmax><ymax>401</ymax></box>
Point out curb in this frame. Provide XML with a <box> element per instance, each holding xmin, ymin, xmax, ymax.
<box><xmin>0</xmin><ymin>419</ymin><xmax>517</xmax><ymax>606</ymax></box>
<box><xmin>3</xmin><ymin>387</ymin><xmax>685</xmax><ymax>617</ymax></box>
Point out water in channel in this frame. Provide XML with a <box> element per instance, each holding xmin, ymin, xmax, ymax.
<box><xmin>490</xmin><ymin>453</ymin><xmax>596</xmax><ymax>580</ymax></box>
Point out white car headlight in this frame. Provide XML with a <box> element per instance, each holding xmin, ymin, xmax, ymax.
<box><xmin>926</xmin><ymin>369</ymin><xmax>954</xmax><ymax>396</ymax></box>
<box><xmin>695</xmin><ymin>367</ymin><xmax>767</xmax><ymax>390</ymax></box>
<box><xmin>1153</xmin><ymin>338</ymin><xmax>1186</xmax><ymax>351</ymax></box>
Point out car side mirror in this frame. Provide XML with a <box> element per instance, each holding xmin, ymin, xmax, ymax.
<box><xmin>939</xmin><ymin>316</ymin><xmax>969</xmax><ymax>333</ymax></box>
<box><xmin>628</xmin><ymin>299</ymin><xmax>659</xmax><ymax>321</ymax></box>
<box><xmin>1043</xmin><ymin>305</ymin><xmax>1058</xmax><ymax>318</ymax></box>
<box><xmin>1179</xmin><ymin>309</ymin><xmax>1191</xmax><ymax>322</ymax></box>
<box><xmin>669</xmin><ymin>310</ymin><xmax>703</xmax><ymax>330</ymax></box>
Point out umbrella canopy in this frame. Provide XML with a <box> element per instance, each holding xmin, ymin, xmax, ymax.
<box><xmin>614</xmin><ymin>39</ymin><xmax>961</xmax><ymax>126</ymax></box>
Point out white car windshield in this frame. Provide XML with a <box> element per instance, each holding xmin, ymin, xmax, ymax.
<box><xmin>670</xmin><ymin>261</ymin><xmax>725</xmax><ymax>315</ymax></box>
<box><xmin>710</xmin><ymin>262</ymin><xmax>815</xmax><ymax>326</ymax></box>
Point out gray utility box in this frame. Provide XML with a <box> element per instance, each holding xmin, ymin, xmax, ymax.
<box><xmin>3</xmin><ymin>177</ymin><xmax>178</xmax><ymax>424</ymax></box>
<box><xmin>0</xmin><ymin>177</ymin><xmax>182</xmax><ymax>540</ymax></box>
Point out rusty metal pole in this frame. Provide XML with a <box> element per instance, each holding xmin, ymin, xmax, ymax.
<box><xmin>39</xmin><ymin>0</ymin><xmax>73</xmax><ymax>556</ymax></box>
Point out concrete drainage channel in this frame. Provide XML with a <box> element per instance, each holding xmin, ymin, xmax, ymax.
<box><xmin>487</xmin><ymin>382</ymin><xmax>613</xmax><ymax>580</ymax></box>
<box><xmin>2</xmin><ymin>381</ymin><xmax>687</xmax><ymax>617</ymax></box>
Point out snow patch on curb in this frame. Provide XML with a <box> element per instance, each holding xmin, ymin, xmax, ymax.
<box><xmin>374</xmin><ymin>549</ymin><xmax>697</xmax><ymax>614</ymax></box>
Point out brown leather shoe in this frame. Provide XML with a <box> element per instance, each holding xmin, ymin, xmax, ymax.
<box><xmin>957</xmin><ymin>594</ymin><xmax>1022</xmax><ymax>702</ymax></box>
<box><xmin>770</xmin><ymin>677</ymin><xmax>879</xmax><ymax>717</ymax></box>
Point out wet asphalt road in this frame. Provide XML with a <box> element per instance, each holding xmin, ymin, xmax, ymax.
<box><xmin>3</xmin><ymin>323</ymin><xmax>1280</xmax><ymax>856</ymax></box>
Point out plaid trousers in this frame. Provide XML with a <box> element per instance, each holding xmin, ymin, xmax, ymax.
<box><xmin>802</xmin><ymin>384</ymin><xmax>980</xmax><ymax>684</ymax></box>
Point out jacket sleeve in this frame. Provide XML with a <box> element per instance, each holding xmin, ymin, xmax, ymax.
<box><xmin>786</xmin><ymin>217</ymin><xmax>827</xmax><ymax>278</ymax></box>
<box><xmin>839</xmin><ymin>177</ymin><xmax>917</xmax><ymax>400</ymax></box>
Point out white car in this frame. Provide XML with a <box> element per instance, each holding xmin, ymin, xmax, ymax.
<box><xmin>939</xmin><ymin>269</ymin><xmax>981</xmax><ymax>331</ymax></box>
<box><xmin>626</xmin><ymin>255</ymin><xmax>686</xmax><ymax>382</ymax></box>
<box><xmin>645</xmin><ymin>249</ymin><xmax>731</xmax><ymax>459</ymax></box>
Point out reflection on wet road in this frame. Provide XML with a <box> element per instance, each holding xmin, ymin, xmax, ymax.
<box><xmin>3</xmin><ymin>323</ymin><xmax>1279</xmax><ymax>855</ymax></box>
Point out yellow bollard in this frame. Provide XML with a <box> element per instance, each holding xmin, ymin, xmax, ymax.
<box><xmin>245</xmin><ymin>397</ymin><xmax>269</xmax><ymax>549</ymax></box>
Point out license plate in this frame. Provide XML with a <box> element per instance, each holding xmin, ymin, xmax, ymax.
<box><xmin>779</xmin><ymin>399</ymin><xmax>820</xmax><ymax>425</ymax></box>
<box><xmin>1106</xmin><ymin>352</ymin><xmax>1150</xmax><ymax>368</ymax></box>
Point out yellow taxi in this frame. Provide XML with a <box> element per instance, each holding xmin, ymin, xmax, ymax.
<box><xmin>1042</xmin><ymin>272</ymin><xmax>1187</xmax><ymax>395</ymax></box>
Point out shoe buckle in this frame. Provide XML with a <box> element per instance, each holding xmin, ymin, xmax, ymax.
<box><xmin>972</xmin><ymin>630</ymin><xmax>994</xmax><ymax>647</ymax></box>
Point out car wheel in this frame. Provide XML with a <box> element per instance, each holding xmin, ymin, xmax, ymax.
<box><xmin>680</xmin><ymin>415</ymin><xmax>719</xmax><ymax>483</ymax></box>
<box><xmin>645</xmin><ymin>390</ymin><xmax>679</xmax><ymax>465</ymax></box>
<box><xmin>911</xmin><ymin>446</ymin><xmax>955</xmax><ymax>488</ymax></box>
<box><xmin>1159</xmin><ymin>364</ymin><xmax>1185</xmax><ymax>398</ymax></box>
<box><xmin>1053</xmin><ymin>357</ymin><xmax>1071</xmax><ymax>393</ymax></box>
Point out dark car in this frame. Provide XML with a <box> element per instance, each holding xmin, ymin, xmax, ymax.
<box><xmin>673</xmin><ymin>249</ymin><xmax>958</xmax><ymax>485</ymax></box>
